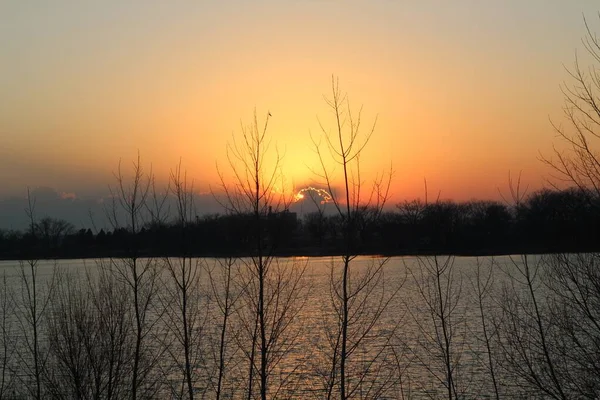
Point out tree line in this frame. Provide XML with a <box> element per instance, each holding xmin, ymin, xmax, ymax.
<box><xmin>0</xmin><ymin>185</ymin><xmax>598</xmax><ymax>259</ymax></box>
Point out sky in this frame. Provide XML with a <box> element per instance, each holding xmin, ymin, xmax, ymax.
<box><xmin>1</xmin><ymin>1</ymin><xmax>599</xmax><ymax>229</ymax></box>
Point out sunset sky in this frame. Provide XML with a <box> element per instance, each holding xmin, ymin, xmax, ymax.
<box><xmin>1</xmin><ymin>0</ymin><xmax>599</xmax><ymax>213</ymax></box>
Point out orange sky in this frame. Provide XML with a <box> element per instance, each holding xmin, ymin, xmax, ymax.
<box><xmin>1</xmin><ymin>1</ymin><xmax>599</xmax><ymax>204</ymax></box>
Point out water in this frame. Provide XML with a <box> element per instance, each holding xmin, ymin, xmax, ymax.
<box><xmin>0</xmin><ymin>255</ymin><xmax>580</xmax><ymax>398</ymax></box>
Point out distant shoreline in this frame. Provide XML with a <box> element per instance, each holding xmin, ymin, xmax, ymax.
<box><xmin>0</xmin><ymin>246</ymin><xmax>589</xmax><ymax>262</ymax></box>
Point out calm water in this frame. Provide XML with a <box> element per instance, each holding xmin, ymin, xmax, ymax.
<box><xmin>0</xmin><ymin>255</ymin><xmax>540</xmax><ymax>399</ymax></box>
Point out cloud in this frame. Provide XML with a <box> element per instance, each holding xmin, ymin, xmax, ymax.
<box><xmin>60</xmin><ymin>192</ymin><xmax>77</xmax><ymax>200</ymax></box>
<box><xmin>0</xmin><ymin>187</ymin><xmax>103</xmax><ymax>231</ymax></box>
<box><xmin>0</xmin><ymin>187</ymin><xmax>226</xmax><ymax>231</ymax></box>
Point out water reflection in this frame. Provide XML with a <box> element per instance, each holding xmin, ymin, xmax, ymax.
<box><xmin>0</xmin><ymin>255</ymin><xmax>571</xmax><ymax>398</ymax></box>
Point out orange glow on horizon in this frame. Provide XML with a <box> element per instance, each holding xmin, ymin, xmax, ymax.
<box><xmin>1</xmin><ymin>2</ymin><xmax>594</xmax><ymax>202</ymax></box>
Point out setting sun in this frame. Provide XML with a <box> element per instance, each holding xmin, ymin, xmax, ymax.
<box><xmin>3</xmin><ymin>2</ymin><xmax>600</xmax><ymax>399</ymax></box>
<box><xmin>3</xmin><ymin>1</ymin><xmax>597</xmax><ymax>206</ymax></box>
<box><xmin>293</xmin><ymin>186</ymin><xmax>333</xmax><ymax>204</ymax></box>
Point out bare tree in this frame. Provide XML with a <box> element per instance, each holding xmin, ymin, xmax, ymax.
<box><xmin>33</xmin><ymin>217</ymin><xmax>74</xmax><ymax>253</ymax></box>
<box><xmin>311</xmin><ymin>76</ymin><xmax>398</xmax><ymax>399</ymax></box>
<box><xmin>543</xmin><ymin>253</ymin><xmax>600</xmax><ymax>398</ymax></box>
<box><xmin>0</xmin><ymin>272</ymin><xmax>16</xmax><ymax>398</ymax></box>
<box><xmin>44</xmin><ymin>268</ymin><xmax>94</xmax><ymax>399</ymax></box>
<box><xmin>205</xmin><ymin>257</ymin><xmax>242</xmax><ymax>400</ymax></box>
<box><xmin>408</xmin><ymin>255</ymin><xmax>467</xmax><ymax>400</ymax></box>
<box><xmin>495</xmin><ymin>255</ymin><xmax>567</xmax><ymax>399</ymax></box>
<box><xmin>159</xmin><ymin>162</ymin><xmax>206</xmax><ymax>399</ymax></box>
<box><xmin>542</xmin><ymin>14</ymin><xmax>600</xmax><ymax>200</ymax></box>
<box><xmin>217</xmin><ymin>110</ymin><xmax>308</xmax><ymax>400</ymax></box>
<box><xmin>89</xmin><ymin>261</ymin><xmax>135</xmax><ymax>399</ymax></box>
<box><xmin>513</xmin><ymin>15</ymin><xmax>600</xmax><ymax>398</ymax></box>
<box><xmin>469</xmin><ymin>258</ymin><xmax>500</xmax><ymax>400</ymax></box>
<box><xmin>42</xmin><ymin>261</ymin><xmax>137</xmax><ymax>400</ymax></box>
<box><xmin>106</xmin><ymin>154</ymin><xmax>164</xmax><ymax>399</ymax></box>
<box><xmin>494</xmin><ymin>172</ymin><xmax>570</xmax><ymax>398</ymax></box>
<box><xmin>14</xmin><ymin>189</ymin><xmax>56</xmax><ymax>399</ymax></box>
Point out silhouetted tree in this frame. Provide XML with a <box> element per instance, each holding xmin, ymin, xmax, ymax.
<box><xmin>160</xmin><ymin>162</ymin><xmax>205</xmax><ymax>399</ymax></box>
<box><xmin>409</xmin><ymin>255</ymin><xmax>466</xmax><ymax>399</ymax></box>
<box><xmin>0</xmin><ymin>272</ymin><xmax>16</xmax><ymax>398</ymax></box>
<box><xmin>105</xmin><ymin>154</ymin><xmax>164</xmax><ymax>399</ymax></box>
<box><xmin>205</xmin><ymin>257</ymin><xmax>242</xmax><ymax>400</ymax></box>
<box><xmin>312</xmin><ymin>76</ymin><xmax>398</xmax><ymax>399</ymax></box>
<box><xmin>33</xmin><ymin>217</ymin><xmax>74</xmax><ymax>254</ymax></box>
<box><xmin>469</xmin><ymin>258</ymin><xmax>500</xmax><ymax>400</ymax></box>
<box><xmin>15</xmin><ymin>189</ymin><xmax>56</xmax><ymax>399</ymax></box>
<box><xmin>543</xmin><ymin>14</ymin><xmax>600</xmax><ymax>202</ymax></box>
<box><xmin>217</xmin><ymin>110</ymin><xmax>308</xmax><ymax>400</ymax></box>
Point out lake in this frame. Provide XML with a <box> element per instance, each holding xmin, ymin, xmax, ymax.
<box><xmin>0</xmin><ymin>254</ymin><xmax>593</xmax><ymax>399</ymax></box>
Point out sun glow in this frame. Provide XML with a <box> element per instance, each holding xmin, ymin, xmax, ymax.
<box><xmin>293</xmin><ymin>187</ymin><xmax>333</xmax><ymax>204</ymax></box>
